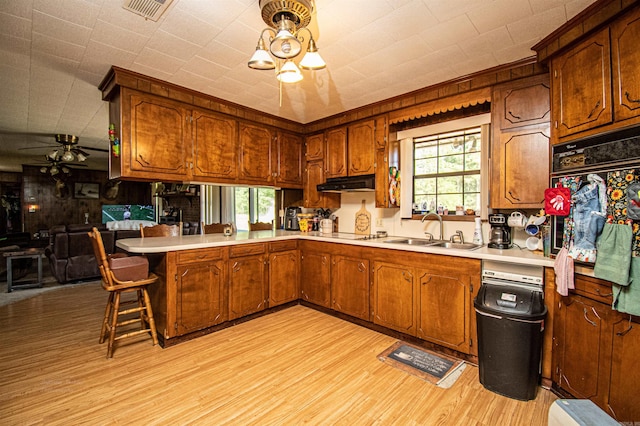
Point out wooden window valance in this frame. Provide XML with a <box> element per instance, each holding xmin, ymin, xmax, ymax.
<box><xmin>388</xmin><ymin>87</ymin><xmax>491</xmax><ymax>124</ymax></box>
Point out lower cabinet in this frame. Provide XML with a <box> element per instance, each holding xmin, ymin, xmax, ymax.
<box><xmin>268</xmin><ymin>247</ymin><xmax>299</xmax><ymax>307</ymax></box>
<box><xmin>371</xmin><ymin>262</ymin><xmax>418</xmax><ymax>335</ymax></box>
<box><xmin>300</xmin><ymin>250</ymin><xmax>331</xmax><ymax>308</ymax></box>
<box><xmin>416</xmin><ymin>259</ymin><xmax>478</xmax><ymax>354</ymax></box>
<box><xmin>553</xmin><ymin>274</ymin><xmax>640</xmax><ymax>422</ymax></box>
<box><xmin>175</xmin><ymin>248</ymin><xmax>227</xmax><ymax>336</ymax></box>
<box><xmin>331</xmin><ymin>255</ymin><xmax>370</xmax><ymax>320</ymax></box>
<box><xmin>228</xmin><ymin>244</ymin><xmax>268</xmax><ymax>320</ymax></box>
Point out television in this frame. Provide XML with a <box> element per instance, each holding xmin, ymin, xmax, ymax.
<box><xmin>102</xmin><ymin>205</ymin><xmax>155</xmax><ymax>223</ymax></box>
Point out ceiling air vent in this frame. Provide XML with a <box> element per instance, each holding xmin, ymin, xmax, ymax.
<box><xmin>122</xmin><ymin>0</ymin><xmax>173</xmax><ymax>21</ymax></box>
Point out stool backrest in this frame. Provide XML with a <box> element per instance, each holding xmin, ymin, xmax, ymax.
<box><xmin>248</xmin><ymin>221</ymin><xmax>273</xmax><ymax>231</ymax></box>
<box><xmin>202</xmin><ymin>222</ymin><xmax>228</xmax><ymax>234</ymax></box>
<box><xmin>140</xmin><ymin>223</ymin><xmax>182</xmax><ymax>237</ymax></box>
<box><xmin>88</xmin><ymin>227</ymin><xmax>114</xmax><ymax>288</ymax></box>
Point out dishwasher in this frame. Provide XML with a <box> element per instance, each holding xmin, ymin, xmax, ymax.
<box><xmin>474</xmin><ymin>260</ymin><xmax>547</xmax><ymax>401</ymax></box>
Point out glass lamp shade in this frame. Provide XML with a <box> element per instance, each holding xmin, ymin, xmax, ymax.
<box><xmin>61</xmin><ymin>150</ymin><xmax>75</xmax><ymax>162</ymax></box>
<box><xmin>47</xmin><ymin>150</ymin><xmax>59</xmax><ymax>160</ymax></box>
<box><xmin>40</xmin><ymin>167</ymin><xmax>47</xmax><ymax>174</ymax></box>
<box><xmin>276</xmin><ymin>61</ymin><xmax>303</xmax><ymax>83</ymax></box>
<box><xmin>76</xmin><ymin>152</ymin><xmax>87</xmax><ymax>162</ymax></box>
<box><xmin>248</xmin><ymin>38</ymin><xmax>276</xmax><ymax>70</ymax></box>
<box><xmin>270</xmin><ymin>19</ymin><xmax>301</xmax><ymax>59</ymax></box>
<box><xmin>50</xmin><ymin>166</ymin><xmax>59</xmax><ymax>176</ymax></box>
<box><xmin>299</xmin><ymin>50</ymin><xmax>326</xmax><ymax>70</ymax></box>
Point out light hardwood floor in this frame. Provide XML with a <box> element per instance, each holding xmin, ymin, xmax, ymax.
<box><xmin>0</xmin><ymin>282</ymin><xmax>556</xmax><ymax>425</ymax></box>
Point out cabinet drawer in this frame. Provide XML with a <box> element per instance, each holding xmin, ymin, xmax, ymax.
<box><xmin>269</xmin><ymin>240</ymin><xmax>297</xmax><ymax>252</ymax></box>
<box><xmin>573</xmin><ymin>274</ymin><xmax>614</xmax><ymax>304</ymax></box>
<box><xmin>230</xmin><ymin>243</ymin><xmax>266</xmax><ymax>258</ymax></box>
<box><xmin>177</xmin><ymin>248</ymin><xmax>223</xmax><ymax>264</ymax></box>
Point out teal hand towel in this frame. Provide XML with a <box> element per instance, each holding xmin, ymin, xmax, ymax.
<box><xmin>594</xmin><ymin>223</ymin><xmax>632</xmax><ymax>286</ymax></box>
<box><xmin>613</xmin><ymin>257</ymin><xmax>640</xmax><ymax>316</ymax></box>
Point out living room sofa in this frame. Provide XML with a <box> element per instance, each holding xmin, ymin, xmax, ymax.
<box><xmin>45</xmin><ymin>224</ymin><xmax>141</xmax><ymax>284</ymax></box>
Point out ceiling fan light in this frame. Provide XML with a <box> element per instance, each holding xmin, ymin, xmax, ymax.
<box><xmin>276</xmin><ymin>60</ymin><xmax>303</xmax><ymax>83</ymax></box>
<box><xmin>50</xmin><ymin>166</ymin><xmax>59</xmax><ymax>176</ymax></box>
<box><xmin>40</xmin><ymin>167</ymin><xmax>47</xmax><ymax>174</ymax></box>
<box><xmin>270</xmin><ymin>19</ymin><xmax>301</xmax><ymax>59</ymax></box>
<box><xmin>299</xmin><ymin>46</ymin><xmax>326</xmax><ymax>70</ymax></box>
<box><xmin>48</xmin><ymin>150</ymin><xmax>59</xmax><ymax>160</ymax></box>
<box><xmin>61</xmin><ymin>150</ymin><xmax>75</xmax><ymax>162</ymax></box>
<box><xmin>61</xmin><ymin>166</ymin><xmax>70</xmax><ymax>174</ymax></box>
<box><xmin>76</xmin><ymin>152</ymin><xmax>87</xmax><ymax>162</ymax></box>
<box><xmin>248</xmin><ymin>38</ymin><xmax>276</xmax><ymax>70</ymax></box>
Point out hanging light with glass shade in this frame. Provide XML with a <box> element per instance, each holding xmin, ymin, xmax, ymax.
<box><xmin>248</xmin><ymin>0</ymin><xmax>325</xmax><ymax>102</ymax></box>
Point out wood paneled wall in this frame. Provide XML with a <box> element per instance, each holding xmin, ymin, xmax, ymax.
<box><xmin>20</xmin><ymin>165</ymin><xmax>151</xmax><ymax>236</ymax></box>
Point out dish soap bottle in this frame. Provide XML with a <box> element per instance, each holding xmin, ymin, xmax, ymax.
<box><xmin>472</xmin><ymin>217</ymin><xmax>484</xmax><ymax>245</ymax></box>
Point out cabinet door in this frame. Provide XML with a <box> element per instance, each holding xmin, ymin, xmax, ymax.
<box><xmin>176</xmin><ymin>260</ymin><xmax>226</xmax><ymax>335</ymax></box>
<box><xmin>490</xmin><ymin>126</ymin><xmax>550</xmax><ymax>208</ymax></box>
<box><xmin>608</xmin><ymin>315</ymin><xmax>640</xmax><ymax>422</ymax></box>
<box><xmin>304</xmin><ymin>160</ymin><xmax>340</xmax><ymax>209</ymax></box>
<box><xmin>348</xmin><ymin>120</ymin><xmax>375</xmax><ymax>176</ymax></box>
<box><xmin>239</xmin><ymin>123</ymin><xmax>273</xmax><ymax>184</ymax></box>
<box><xmin>300</xmin><ymin>251</ymin><xmax>331</xmax><ymax>308</ymax></box>
<box><xmin>612</xmin><ymin>6</ymin><xmax>640</xmax><ymax>123</ymax></box>
<box><xmin>331</xmin><ymin>255</ymin><xmax>370</xmax><ymax>320</ymax></box>
<box><xmin>374</xmin><ymin>115</ymin><xmax>387</xmax><ymax>150</ymax></box>
<box><xmin>192</xmin><ymin>110</ymin><xmax>238</xmax><ymax>182</ymax></box>
<box><xmin>372</xmin><ymin>262</ymin><xmax>418</xmax><ymax>335</ymax></box>
<box><xmin>126</xmin><ymin>91</ymin><xmax>189</xmax><ymax>178</ymax></box>
<box><xmin>229</xmin><ymin>254</ymin><xmax>267</xmax><ymax>320</ymax></box>
<box><xmin>274</xmin><ymin>132</ymin><xmax>303</xmax><ymax>188</ymax></box>
<box><xmin>325</xmin><ymin>127</ymin><xmax>347</xmax><ymax>178</ymax></box>
<box><xmin>553</xmin><ymin>293</ymin><xmax>612</xmax><ymax>408</ymax></box>
<box><xmin>551</xmin><ymin>28</ymin><xmax>612</xmax><ymax>140</ymax></box>
<box><xmin>268</xmin><ymin>249</ymin><xmax>299</xmax><ymax>306</ymax></box>
<box><xmin>495</xmin><ymin>75</ymin><xmax>550</xmax><ymax>130</ymax></box>
<box><xmin>305</xmin><ymin>133</ymin><xmax>324</xmax><ymax>161</ymax></box>
<box><xmin>417</xmin><ymin>266</ymin><xmax>471</xmax><ymax>353</ymax></box>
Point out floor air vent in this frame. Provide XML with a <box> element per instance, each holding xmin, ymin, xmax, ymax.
<box><xmin>122</xmin><ymin>0</ymin><xmax>173</xmax><ymax>21</ymax></box>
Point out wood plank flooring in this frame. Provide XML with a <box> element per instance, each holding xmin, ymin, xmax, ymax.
<box><xmin>0</xmin><ymin>282</ymin><xmax>556</xmax><ymax>425</ymax></box>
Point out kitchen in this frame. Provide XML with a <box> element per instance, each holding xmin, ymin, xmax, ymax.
<box><xmin>2</xmin><ymin>0</ymin><xmax>640</xmax><ymax>424</ymax></box>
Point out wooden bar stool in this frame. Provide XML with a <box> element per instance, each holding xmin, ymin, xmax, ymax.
<box><xmin>248</xmin><ymin>221</ymin><xmax>273</xmax><ymax>231</ymax></box>
<box><xmin>88</xmin><ymin>227</ymin><xmax>159</xmax><ymax>358</ymax></box>
<box><xmin>201</xmin><ymin>222</ymin><xmax>228</xmax><ymax>234</ymax></box>
<box><xmin>139</xmin><ymin>222</ymin><xmax>182</xmax><ymax>237</ymax></box>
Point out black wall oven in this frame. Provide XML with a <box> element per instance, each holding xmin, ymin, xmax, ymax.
<box><xmin>550</xmin><ymin>130</ymin><xmax>640</xmax><ymax>257</ymax></box>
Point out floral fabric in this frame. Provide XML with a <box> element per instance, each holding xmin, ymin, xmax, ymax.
<box><xmin>559</xmin><ymin>176</ymin><xmax>582</xmax><ymax>249</ymax></box>
<box><xmin>606</xmin><ymin>170</ymin><xmax>640</xmax><ymax>257</ymax></box>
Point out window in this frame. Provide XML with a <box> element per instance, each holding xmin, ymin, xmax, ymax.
<box><xmin>413</xmin><ymin>127</ymin><xmax>481</xmax><ymax>213</ymax></box>
<box><xmin>234</xmin><ymin>187</ymin><xmax>275</xmax><ymax>231</ymax></box>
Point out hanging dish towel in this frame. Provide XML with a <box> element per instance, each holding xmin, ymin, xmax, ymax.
<box><xmin>594</xmin><ymin>223</ymin><xmax>632</xmax><ymax>286</ymax></box>
<box><xmin>605</xmin><ymin>169</ymin><xmax>640</xmax><ymax>256</ymax></box>
<box><xmin>568</xmin><ymin>174</ymin><xmax>607</xmax><ymax>263</ymax></box>
<box><xmin>554</xmin><ymin>246</ymin><xmax>574</xmax><ymax>296</ymax></box>
<box><xmin>613</xmin><ymin>257</ymin><xmax>640</xmax><ymax>316</ymax></box>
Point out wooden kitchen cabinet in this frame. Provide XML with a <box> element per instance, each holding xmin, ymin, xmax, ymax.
<box><xmin>228</xmin><ymin>244</ymin><xmax>268</xmax><ymax>320</ymax></box>
<box><xmin>175</xmin><ymin>248</ymin><xmax>227</xmax><ymax>335</ymax></box>
<box><xmin>608</xmin><ymin>314</ymin><xmax>640</xmax><ymax>422</ymax></box>
<box><xmin>372</xmin><ymin>262</ymin><xmax>418</xmax><ymax>335</ymax></box>
<box><xmin>331</xmin><ymin>255</ymin><xmax>370</xmax><ymax>321</ymax></box>
<box><xmin>491</xmin><ymin>75</ymin><xmax>550</xmax><ymax>209</ymax></box>
<box><xmin>611</xmin><ymin>6</ymin><xmax>640</xmax><ymax>124</ymax></box>
<box><xmin>268</xmin><ymin>246</ymin><xmax>299</xmax><ymax>307</ymax></box>
<box><xmin>119</xmin><ymin>89</ymin><xmax>190</xmax><ymax>180</ymax></box>
<box><xmin>324</xmin><ymin>127</ymin><xmax>347</xmax><ymax>178</ymax></box>
<box><xmin>300</xmin><ymin>249</ymin><xmax>331</xmax><ymax>308</ymax></box>
<box><xmin>417</xmin><ymin>257</ymin><xmax>479</xmax><ymax>354</ymax></box>
<box><xmin>348</xmin><ymin>119</ymin><xmax>376</xmax><ymax>176</ymax></box>
<box><xmin>305</xmin><ymin>133</ymin><xmax>324</xmax><ymax>161</ymax></box>
<box><xmin>191</xmin><ymin>109</ymin><xmax>238</xmax><ymax>182</ymax></box>
<box><xmin>239</xmin><ymin>123</ymin><xmax>273</xmax><ymax>185</ymax></box>
<box><xmin>303</xmin><ymin>160</ymin><xmax>340</xmax><ymax>209</ymax></box>
<box><xmin>273</xmin><ymin>131</ymin><xmax>303</xmax><ymax>188</ymax></box>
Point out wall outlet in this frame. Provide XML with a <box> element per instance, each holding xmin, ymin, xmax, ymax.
<box><xmin>376</xmin><ymin>217</ymin><xmax>383</xmax><ymax>227</ymax></box>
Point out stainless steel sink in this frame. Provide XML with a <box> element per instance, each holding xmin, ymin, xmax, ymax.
<box><xmin>383</xmin><ymin>238</ymin><xmax>434</xmax><ymax>246</ymax></box>
<box><xmin>429</xmin><ymin>241</ymin><xmax>483</xmax><ymax>250</ymax></box>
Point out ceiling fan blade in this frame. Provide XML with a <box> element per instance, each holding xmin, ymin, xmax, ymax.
<box><xmin>78</xmin><ymin>145</ymin><xmax>109</xmax><ymax>153</ymax></box>
<box><xmin>17</xmin><ymin>145</ymin><xmax>58</xmax><ymax>150</ymax></box>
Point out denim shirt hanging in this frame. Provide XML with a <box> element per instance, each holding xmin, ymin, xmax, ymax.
<box><xmin>568</xmin><ymin>174</ymin><xmax>607</xmax><ymax>263</ymax></box>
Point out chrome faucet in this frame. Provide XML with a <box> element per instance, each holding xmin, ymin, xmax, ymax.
<box><xmin>421</xmin><ymin>212</ymin><xmax>443</xmax><ymax>241</ymax></box>
<box><xmin>450</xmin><ymin>230</ymin><xmax>464</xmax><ymax>243</ymax></box>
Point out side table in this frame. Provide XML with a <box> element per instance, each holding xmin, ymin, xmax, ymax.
<box><xmin>3</xmin><ymin>248</ymin><xmax>45</xmax><ymax>292</ymax></box>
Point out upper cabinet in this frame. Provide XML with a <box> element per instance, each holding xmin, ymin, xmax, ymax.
<box><xmin>304</xmin><ymin>132</ymin><xmax>324</xmax><ymax>162</ymax></box>
<box><xmin>238</xmin><ymin>123</ymin><xmax>273</xmax><ymax>185</ymax></box>
<box><xmin>548</xmin><ymin>6</ymin><xmax>640</xmax><ymax>144</ymax></box>
<box><xmin>273</xmin><ymin>131</ymin><xmax>303</xmax><ymax>188</ymax></box>
<box><xmin>324</xmin><ymin>127</ymin><xmax>348</xmax><ymax>178</ymax></box>
<box><xmin>348</xmin><ymin>120</ymin><xmax>376</xmax><ymax>176</ymax></box>
<box><xmin>192</xmin><ymin>109</ymin><xmax>238</xmax><ymax>183</ymax></box>
<box><xmin>490</xmin><ymin>74</ymin><xmax>550</xmax><ymax>209</ymax></box>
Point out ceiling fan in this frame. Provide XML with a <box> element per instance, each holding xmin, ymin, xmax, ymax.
<box><xmin>17</xmin><ymin>133</ymin><xmax>109</xmax><ymax>162</ymax></box>
<box><xmin>37</xmin><ymin>152</ymin><xmax>88</xmax><ymax>176</ymax></box>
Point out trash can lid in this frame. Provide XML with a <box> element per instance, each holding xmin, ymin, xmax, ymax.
<box><xmin>474</xmin><ymin>282</ymin><xmax>547</xmax><ymax>319</ymax></box>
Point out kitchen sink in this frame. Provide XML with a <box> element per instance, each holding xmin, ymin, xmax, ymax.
<box><xmin>429</xmin><ymin>241</ymin><xmax>483</xmax><ymax>250</ymax></box>
<box><xmin>384</xmin><ymin>238</ymin><xmax>435</xmax><ymax>246</ymax></box>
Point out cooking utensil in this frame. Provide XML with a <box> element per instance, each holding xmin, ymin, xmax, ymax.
<box><xmin>355</xmin><ymin>200</ymin><xmax>371</xmax><ymax>235</ymax></box>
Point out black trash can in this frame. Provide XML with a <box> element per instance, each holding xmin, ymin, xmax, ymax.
<box><xmin>474</xmin><ymin>281</ymin><xmax>547</xmax><ymax>401</ymax></box>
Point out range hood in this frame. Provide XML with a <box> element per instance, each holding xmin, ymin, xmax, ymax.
<box><xmin>317</xmin><ymin>174</ymin><xmax>375</xmax><ymax>192</ymax></box>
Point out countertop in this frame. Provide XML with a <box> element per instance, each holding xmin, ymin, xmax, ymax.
<box><xmin>116</xmin><ymin>230</ymin><xmax>558</xmax><ymax>268</ymax></box>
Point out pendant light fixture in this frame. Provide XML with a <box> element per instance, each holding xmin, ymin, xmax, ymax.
<box><xmin>248</xmin><ymin>0</ymin><xmax>326</xmax><ymax>86</ymax></box>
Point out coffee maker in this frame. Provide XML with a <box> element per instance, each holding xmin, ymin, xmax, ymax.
<box><xmin>284</xmin><ymin>207</ymin><xmax>301</xmax><ymax>230</ymax></box>
<box><xmin>488</xmin><ymin>213</ymin><xmax>512</xmax><ymax>249</ymax></box>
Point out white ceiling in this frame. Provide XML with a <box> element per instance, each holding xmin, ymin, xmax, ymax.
<box><xmin>0</xmin><ymin>0</ymin><xmax>596</xmax><ymax>173</ymax></box>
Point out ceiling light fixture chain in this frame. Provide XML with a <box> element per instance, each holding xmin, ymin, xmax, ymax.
<box><xmin>248</xmin><ymin>0</ymin><xmax>325</xmax><ymax>95</ymax></box>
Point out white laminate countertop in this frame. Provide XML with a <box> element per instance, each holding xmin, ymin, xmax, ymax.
<box><xmin>116</xmin><ymin>230</ymin><xmax>558</xmax><ymax>268</ymax></box>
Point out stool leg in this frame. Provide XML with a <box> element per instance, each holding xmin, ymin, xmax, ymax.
<box><xmin>100</xmin><ymin>292</ymin><xmax>115</xmax><ymax>344</ymax></box>
<box><xmin>107</xmin><ymin>291</ymin><xmax>121</xmax><ymax>358</ymax></box>
<box><xmin>137</xmin><ymin>289</ymin><xmax>145</xmax><ymax>330</ymax></box>
<box><xmin>142</xmin><ymin>287</ymin><xmax>159</xmax><ymax>346</ymax></box>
